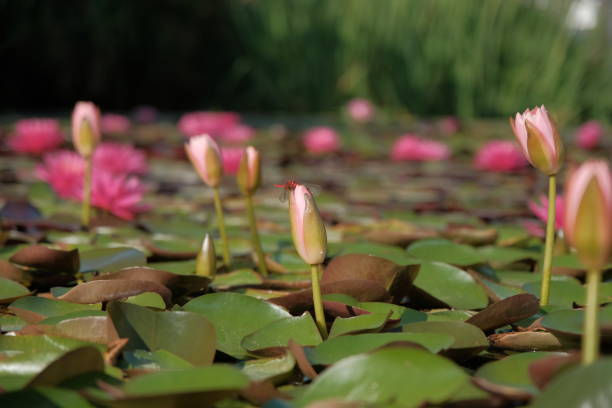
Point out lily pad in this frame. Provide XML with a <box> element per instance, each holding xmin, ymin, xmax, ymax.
<box><xmin>0</xmin><ymin>276</ymin><xmax>30</xmax><ymax>303</ymax></box>
<box><xmin>406</xmin><ymin>239</ymin><xmax>485</xmax><ymax>266</ymax></box>
<box><xmin>329</xmin><ymin>313</ymin><xmax>392</xmax><ymax>337</ymax></box>
<box><xmin>296</xmin><ymin>348</ymin><xmax>469</xmax><ymax>408</ymax></box>
<box><xmin>403</xmin><ymin>321</ymin><xmax>488</xmax><ymax>359</ymax></box>
<box><xmin>79</xmin><ymin>247</ymin><xmax>147</xmax><ymax>273</ymax></box>
<box><xmin>523</xmin><ymin>281</ymin><xmax>585</xmax><ymax>307</ymax></box>
<box><xmin>183</xmin><ymin>292</ymin><xmax>292</xmax><ymax>359</ymax></box>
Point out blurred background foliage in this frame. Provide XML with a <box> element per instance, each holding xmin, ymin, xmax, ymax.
<box><xmin>1</xmin><ymin>0</ymin><xmax>611</xmax><ymax>121</ymax></box>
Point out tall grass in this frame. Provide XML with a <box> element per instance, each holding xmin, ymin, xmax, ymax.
<box><xmin>225</xmin><ymin>0</ymin><xmax>612</xmax><ymax>120</ymax></box>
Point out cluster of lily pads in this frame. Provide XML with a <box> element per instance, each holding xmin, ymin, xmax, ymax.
<box><xmin>0</xmin><ymin>102</ymin><xmax>611</xmax><ymax>408</ymax></box>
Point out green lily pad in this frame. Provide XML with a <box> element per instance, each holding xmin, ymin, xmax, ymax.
<box><xmin>126</xmin><ymin>292</ymin><xmax>167</xmax><ymax>309</ymax></box>
<box><xmin>426</xmin><ymin>310</ymin><xmax>473</xmax><ymax>322</ymax></box>
<box><xmin>296</xmin><ymin>348</ymin><xmax>469</xmax><ymax>408</ymax></box>
<box><xmin>478</xmin><ymin>246</ymin><xmax>538</xmax><ymax>266</ymax></box>
<box><xmin>474</xmin><ymin>351</ymin><xmax>561</xmax><ymax>396</ymax></box>
<box><xmin>9</xmin><ymin>296</ymin><xmax>100</xmax><ymax>319</ymax></box>
<box><xmin>211</xmin><ymin>269</ymin><xmax>263</xmax><ymax>288</ymax></box>
<box><xmin>241</xmin><ymin>313</ymin><xmax>323</xmax><ymax>355</ymax></box>
<box><xmin>330</xmin><ymin>242</ymin><xmax>416</xmax><ymax>265</ymax></box>
<box><xmin>183</xmin><ymin>292</ymin><xmax>291</xmax><ymax>359</ymax></box>
<box><xmin>79</xmin><ymin>247</ymin><xmax>147</xmax><ymax>273</ymax></box>
<box><xmin>358</xmin><ymin>302</ymin><xmax>426</xmax><ymax>324</ymax></box>
<box><xmin>403</xmin><ymin>321</ymin><xmax>488</xmax><ymax>356</ymax></box>
<box><xmin>412</xmin><ymin>262</ymin><xmax>489</xmax><ymax>309</ymax></box>
<box><xmin>541</xmin><ymin>304</ymin><xmax>612</xmax><ymax>338</ymax></box>
<box><xmin>0</xmin><ymin>387</ymin><xmax>95</xmax><ymax>408</ymax></box>
<box><xmin>531</xmin><ymin>358</ymin><xmax>612</xmax><ymax>407</ymax></box>
<box><xmin>241</xmin><ymin>350</ymin><xmax>296</xmax><ymax>383</ymax></box>
<box><xmin>329</xmin><ymin>313</ymin><xmax>391</xmax><ymax>338</ymax></box>
<box><xmin>406</xmin><ymin>239</ymin><xmax>485</xmax><ymax>266</ymax></box>
<box><xmin>108</xmin><ymin>301</ymin><xmax>216</xmax><ymax>365</ymax></box>
<box><xmin>523</xmin><ymin>281</ymin><xmax>585</xmax><ymax>307</ymax></box>
<box><xmin>306</xmin><ymin>332</ymin><xmax>455</xmax><ymax>365</ymax></box>
<box><xmin>122</xmin><ymin>350</ymin><xmax>193</xmax><ymax>371</ymax></box>
<box><xmin>0</xmin><ymin>276</ymin><xmax>30</xmax><ymax>303</ymax></box>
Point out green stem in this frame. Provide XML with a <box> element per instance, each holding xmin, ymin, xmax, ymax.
<box><xmin>213</xmin><ymin>187</ymin><xmax>231</xmax><ymax>267</ymax></box>
<box><xmin>246</xmin><ymin>195</ymin><xmax>268</xmax><ymax>276</ymax></box>
<box><xmin>582</xmin><ymin>268</ymin><xmax>601</xmax><ymax>365</ymax></box>
<box><xmin>540</xmin><ymin>175</ymin><xmax>556</xmax><ymax>306</ymax></box>
<box><xmin>81</xmin><ymin>154</ymin><xmax>93</xmax><ymax>228</ymax></box>
<box><xmin>310</xmin><ymin>264</ymin><xmax>328</xmax><ymax>338</ymax></box>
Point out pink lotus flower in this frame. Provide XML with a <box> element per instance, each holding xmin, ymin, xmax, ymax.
<box><xmin>133</xmin><ymin>105</ymin><xmax>158</xmax><ymax>124</ymax></box>
<box><xmin>576</xmin><ymin>121</ymin><xmax>604</xmax><ymax>150</ymax></box>
<box><xmin>303</xmin><ymin>126</ymin><xmax>341</xmax><ymax>154</ymax></box>
<box><xmin>346</xmin><ymin>98</ymin><xmax>375</xmax><ymax>123</ymax></box>
<box><xmin>510</xmin><ymin>105</ymin><xmax>563</xmax><ymax>175</ymax></box>
<box><xmin>563</xmin><ymin>160</ymin><xmax>612</xmax><ymax>269</ymax></box>
<box><xmin>36</xmin><ymin>150</ymin><xmax>148</xmax><ymax>220</ymax></box>
<box><xmin>6</xmin><ymin>118</ymin><xmax>64</xmax><ymax>155</ymax></box>
<box><xmin>101</xmin><ymin>113</ymin><xmax>131</xmax><ymax>134</ymax></box>
<box><xmin>439</xmin><ymin>116</ymin><xmax>460</xmax><ymax>135</ymax></box>
<box><xmin>36</xmin><ymin>150</ymin><xmax>84</xmax><ymax>201</ymax></box>
<box><xmin>94</xmin><ymin>142</ymin><xmax>148</xmax><ymax>175</ymax></box>
<box><xmin>178</xmin><ymin>111</ymin><xmax>240</xmax><ymax>138</ymax></box>
<box><xmin>390</xmin><ymin>134</ymin><xmax>451</xmax><ymax>161</ymax></box>
<box><xmin>220</xmin><ymin>125</ymin><xmax>254</xmax><ymax>144</ymax></box>
<box><xmin>90</xmin><ymin>171</ymin><xmax>149</xmax><ymax>220</ymax></box>
<box><xmin>474</xmin><ymin>141</ymin><xmax>528</xmax><ymax>172</ymax></box>
<box><xmin>221</xmin><ymin>147</ymin><xmax>244</xmax><ymax>175</ymax></box>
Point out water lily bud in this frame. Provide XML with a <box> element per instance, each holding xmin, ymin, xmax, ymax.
<box><xmin>563</xmin><ymin>160</ymin><xmax>612</xmax><ymax>270</ymax></box>
<box><xmin>237</xmin><ymin>146</ymin><xmax>261</xmax><ymax>196</ymax></box>
<box><xmin>196</xmin><ymin>233</ymin><xmax>216</xmax><ymax>277</ymax></box>
<box><xmin>185</xmin><ymin>134</ymin><xmax>223</xmax><ymax>187</ymax></box>
<box><xmin>71</xmin><ymin>101</ymin><xmax>101</xmax><ymax>157</ymax></box>
<box><xmin>289</xmin><ymin>184</ymin><xmax>327</xmax><ymax>265</ymax></box>
<box><xmin>510</xmin><ymin>105</ymin><xmax>564</xmax><ymax>175</ymax></box>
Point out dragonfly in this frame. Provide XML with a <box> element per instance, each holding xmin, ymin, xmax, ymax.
<box><xmin>274</xmin><ymin>180</ymin><xmax>321</xmax><ymax>203</ymax></box>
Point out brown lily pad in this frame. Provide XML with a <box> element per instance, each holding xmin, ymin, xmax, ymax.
<box><xmin>488</xmin><ymin>331</ymin><xmax>564</xmax><ymax>351</ymax></box>
<box><xmin>58</xmin><ymin>280</ymin><xmax>172</xmax><ymax>307</ymax></box>
<box><xmin>34</xmin><ymin>315</ymin><xmax>120</xmax><ymax>345</ymax></box>
<box><xmin>27</xmin><ymin>346</ymin><xmax>105</xmax><ymax>388</ymax></box>
<box><xmin>527</xmin><ymin>352</ymin><xmax>580</xmax><ymax>390</ymax></box>
<box><xmin>9</xmin><ymin>245</ymin><xmax>80</xmax><ymax>274</ymax></box>
<box><xmin>466</xmin><ymin>294</ymin><xmax>539</xmax><ymax>331</ymax></box>
<box><xmin>442</xmin><ymin>224</ymin><xmax>498</xmax><ymax>246</ymax></box>
<box><xmin>322</xmin><ymin>254</ymin><xmax>418</xmax><ymax>302</ymax></box>
<box><xmin>0</xmin><ymin>259</ymin><xmax>26</xmax><ymax>282</ymax></box>
<box><xmin>91</xmin><ymin>266</ymin><xmax>210</xmax><ymax>297</ymax></box>
<box><xmin>268</xmin><ymin>279</ymin><xmax>391</xmax><ymax>314</ymax></box>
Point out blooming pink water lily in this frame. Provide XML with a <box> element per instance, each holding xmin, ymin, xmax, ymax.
<box><xmin>94</xmin><ymin>142</ymin><xmax>148</xmax><ymax>175</ymax></box>
<box><xmin>303</xmin><ymin>126</ymin><xmax>341</xmax><ymax>154</ymax></box>
<box><xmin>527</xmin><ymin>195</ymin><xmax>565</xmax><ymax>237</ymax></box>
<box><xmin>237</xmin><ymin>146</ymin><xmax>261</xmax><ymax>195</ymax></box>
<box><xmin>185</xmin><ymin>134</ymin><xmax>223</xmax><ymax>187</ymax></box>
<box><xmin>6</xmin><ymin>118</ymin><xmax>64</xmax><ymax>155</ymax></box>
<box><xmin>474</xmin><ymin>141</ymin><xmax>527</xmax><ymax>173</ymax></box>
<box><xmin>346</xmin><ymin>98</ymin><xmax>375</xmax><ymax>123</ymax></box>
<box><xmin>178</xmin><ymin>111</ymin><xmax>240</xmax><ymax>138</ymax></box>
<box><xmin>221</xmin><ymin>147</ymin><xmax>244</xmax><ymax>175</ymax></box>
<box><xmin>563</xmin><ymin>160</ymin><xmax>612</xmax><ymax>269</ymax></box>
<box><xmin>391</xmin><ymin>134</ymin><xmax>450</xmax><ymax>162</ymax></box>
<box><xmin>576</xmin><ymin>120</ymin><xmax>604</xmax><ymax>150</ymax></box>
<box><xmin>36</xmin><ymin>150</ymin><xmax>148</xmax><ymax>220</ymax></box>
<box><xmin>510</xmin><ymin>105</ymin><xmax>563</xmax><ymax>175</ymax></box>
<box><xmin>101</xmin><ymin>113</ymin><xmax>132</xmax><ymax>134</ymax></box>
<box><xmin>72</xmin><ymin>101</ymin><xmax>101</xmax><ymax>157</ymax></box>
<box><xmin>289</xmin><ymin>184</ymin><xmax>327</xmax><ymax>265</ymax></box>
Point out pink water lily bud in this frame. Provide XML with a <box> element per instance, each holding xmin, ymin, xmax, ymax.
<box><xmin>509</xmin><ymin>105</ymin><xmax>564</xmax><ymax>175</ymax></box>
<box><xmin>71</xmin><ymin>101</ymin><xmax>101</xmax><ymax>157</ymax></box>
<box><xmin>346</xmin><ymin>98</ymin><xmax>375</xmax><ymax>123</ymax></box>
<box><xmin>563</xmin><ymin>160</ymin><xmax>612</xmax><ymax>269</ymax></box>
<box><xmin>303</xmin><ymin>126</ymin><xmax>341</xmax><ymax>154</ymax></box>
<box><xmin>237</xmin><ymin>146</ymin><xmax>261</xmax><ymax>196</ymax></box>
<box><xmin>289</xmin><ymin>184</ymin><xmax>327</xmax><ymax>265</ymax></box>
<box><xmin>576</xmin><ymin>120</ymin><xmax>604</xmax><ymax>150</ymax></box>
<box><xmin>185</xmin><ymin>134</ymin><xmax>223</xmax><ymax>188</ymax></box>
<box><xmin>196</xmin><ymin>233</ymin><xmax>217</xmax><ymax>277</ymax></box>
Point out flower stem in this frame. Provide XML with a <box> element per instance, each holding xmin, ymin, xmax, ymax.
<box><xmin>582</xmin><ymin>268</ymin><xmax>601</xmax><ymax>365</ymax></box>
<box><xmin>540</xmin><ymin>174</ymin><xmax>556</xmax><ymax>306</ymax></box>
<box><xmin>310</xmin><ymin>263</ymin><xmax>328</xmax><ymax>338</ymax></box>
<box><xmin>81</xmin><ymin>154</ymin><xmax>93</xmax><ymax>228</ymax></box>
<box><xmin>246</xmin><ymin>195</ymin><xmax>268</xmax><ymax>276</ymax></box>
<box><xmin>212</xmin><ymin>187</ymin><xmax>231</xmax><ymax>268</ymax></box>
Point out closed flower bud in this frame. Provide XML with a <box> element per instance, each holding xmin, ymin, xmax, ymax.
<box><xmin>289</xmin><ymin>184</ymin><xmax>327</xmax><ymax>265</ymax></box>
<box><xmin>196</xmin><ymin>233</ymin><xmax>217</xmax><ymax>277</ymax></box>
<box><xmin>510</xmin><ymin>105</ymin><xmax>564</xmax><ymax>175</ymax></box>
<box><xmin>72</xmin><ymin>101</ymin><xmax>101</xmax><ymax>157</ymax></box>
<box><xmin>185</xmin><ymin>134</ymin><xmax>223</xmax><ymax>187</ymax></box>
<box><xmin>563</xmin><ymin>160</ymin><xmax>612</xmax><ymax>270</ymax></box>
<box><xmin>237</xmin><ymin>146</ymin><xmax>261</xmax><ymax>196</ymax></box>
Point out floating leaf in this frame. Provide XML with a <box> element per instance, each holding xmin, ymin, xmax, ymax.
<box><xmin>403</xmin><ymin>321</ymin><xmax>488</xmax><ymax>360</ymax></box>
<box><xmin>466</xmin><ymin>293</ymin><xmax>539</xmax><ymax>331</ymax></box>
<box><xmin>183</xmin><ymin>292</ymin><xmax>291</xmax><ymax>359</ymax></box>
<box><xmin>58</xmin><ymin>280</ymin><xmax>172</xmax><ymax>307</ymax></box>
<box><xmin>0</xmin><ymin>276</ymin><xmax>30</xmax><ymax>304</ymax></box>
<box><xmin>523</xmin><ymin>281</ymin><xmax>585</xmax><ymax>307</ymax></box>
<box><xmin>406</xmin><ymin>239</ymin><xmax>485</xmax><ymax>266</ymax></box>
<box><xmin>328</xmin><ymin>313</ymin><xmax>392</xmax><ymax>338</ymax></box>
<box><xmin>79</xmin><ymin>247</ymin><xmax>146</xmax><ymax>273</ymax></box>
<box><xmin>9</xmin><ymin>245</ymin><xmax>80</xmax><ymax>274</ymax></box>
<box><xmin>9</xmin><ymin>296</ymin><xmax>100</xmax><ymax>322</ymax></box>
<box><xmin>241</xmin><ymin>350</ymin><xmax>296</xmax><ymax>383</ymax></box>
